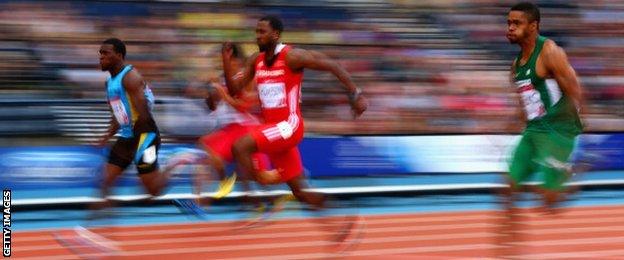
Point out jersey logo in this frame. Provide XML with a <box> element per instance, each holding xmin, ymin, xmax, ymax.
<box><xmin>257</xmin><ymin>69</ymin><xmax>285</xmax><ymax>77</ymax></box>
<box><xmin>526</xmin><ymin>69</ymin><xmax>531</xmax><ymax>76</ymax></box>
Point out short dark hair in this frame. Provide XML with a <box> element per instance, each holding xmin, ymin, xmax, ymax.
<box><xmin>510</xmin><ymin>2</ymin><xmax>540</xmax><ymax>23</ymax></box>
<box><xmin>259</xmin><ymin>15</ymin><xmax>283</xmax><ymax>33</ymax></box>
<box><xmin>102</xmin><ymin>38</ymin><xmax>126</xmax><ymax>59</ymax></box>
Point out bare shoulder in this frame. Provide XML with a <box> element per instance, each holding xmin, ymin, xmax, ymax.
<box><xmin>122</xmin><ymin>67</ymin><xmax>144</xmax><ymax>89</ymax></box>
<box><xmin>286</xmin><ymin>48</ymin><xmax>308</xmax><ymax>60</ymax></box>
<box><xmin>542</xmin><ymin>39</ymin><xmax>566</xmax><ymax>58</ymax></box>
<box><xmin>285</xmin><ymin>48</ymin><xmax>311</xmax><ymax>70</ymax></box>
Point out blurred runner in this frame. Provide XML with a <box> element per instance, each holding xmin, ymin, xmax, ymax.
<box><xmin>56</xmin><ymin>38</ymin><xmax>184</xmax><ymax>256</ymax></box>
<box><xmin>171</xmin><ymin>43</ymin><xmax>292</xmax><ymax>219</ymax></box>
<box><xmin>499</xmin><ymin>2</ymin><xmax>584</xmax><ymax>256</ymax></box>
<box><xmin>223</xmin><ymin>15</ymin><xmax>368</xmax><ymax>249</ymax></box>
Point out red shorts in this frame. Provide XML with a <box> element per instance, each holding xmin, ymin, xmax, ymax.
<box><xmin>200</xmin><ymin>123</ymin><xmax>270</xmax><ymax>171</ymax></box>
<box><xmin>250</xmin><ymin>121</ymin><xmax>305</xmax><ymax>182</ymax></box>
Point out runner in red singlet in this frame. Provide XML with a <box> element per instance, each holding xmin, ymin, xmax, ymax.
<box><xmin>222</xmin><ymin>16</ymin><xmax>367</xmax><ymax>244</ymax></box>
<box><xmin>172</xmin><ymin>44</ymin><xmax>274</xmax><ymax>210</ymax></box>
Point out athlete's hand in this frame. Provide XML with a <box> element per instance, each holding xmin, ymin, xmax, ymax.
<box><xmin>222</xmin><ymin>41</ymin><xmax>234</xmax><ymax>60</ymax></box>
<box><xmin>350</xmin><ymin>95</ymin><xmax>368</xmax><ymax>119</ymax></box>
<box><xmin>256</xmin><ymin>170</ymin><xmax>281</xmax><ymax>185</ymax></box>
<box><xmin>93</xmin><ymin>136</ymin><xmax>110</xmax><ymax>148</ymax></box>
<box><xmin>213</xmin><ymin>83</ymin><xmax>228</xmax><ymax>99</ymax></box>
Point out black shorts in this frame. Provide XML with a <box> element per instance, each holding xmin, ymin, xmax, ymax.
<box><xmin>108</xmin><ymin>132</ymin><xmax>161</xmax><ymax>174</ymax></box>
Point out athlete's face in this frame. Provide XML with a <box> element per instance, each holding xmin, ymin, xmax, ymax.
<box><xmin>256</xmin><ymin>20</ymin><xmax>279</xmax><ymax>52</ymax></box>
<box><xmin>99</xmin><ymin>44</ymin><xmax>122</xmax><ymax>71</ymax></box>
<box><xmin>507</xmin><ymin>11</ymin><xmax>537</xmax><ymax>44</ymax></box>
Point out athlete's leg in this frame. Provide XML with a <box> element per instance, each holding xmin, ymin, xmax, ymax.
<box><xmin>535</xmin><ymin>131</ymin><xmax>577</xmax><ymax>214</ymax></box>
<box><xmin>198</xmin><ymin>131</ymin><xmax>231</xmax><ymax>181</ymax></box>
<box><xmin>97</xmin><ymin>138</ymin><xmax>134</xmax><ymax>209</ymax></box>
<box><xmin>232</xmin><ymin>134</ymin><xmax>262</xmax><ymax>192</ymax></box>
<box><xmin>497</xmin><ymin>133</ymin><xmax>536</xmax><ymax>257</ymax></box>
<box><xmin>286</xmin><ymin>175</ymin><xmax>325</xmax><ymax>209</ymax></box>
<box><xmin>503</xmin><ymin>133</ymin><xmax>536</xmax><ymax>211</ymax></box>
<box><xmin>101</xmin><ymin>163</ymin><xmax>125</xmax><ymax>199</ymax></box>
<box><xmin>95</xmin><ymin>163</ymin><xmax>125</xmax><ymax>210</ymax></box>
<box><xmin>131</xmin><ymin>132</ymin><xmax>176</xmax><ymax>197</ymax></box>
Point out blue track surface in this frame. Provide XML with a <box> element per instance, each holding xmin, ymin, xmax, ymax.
<box><xmin>13</xmin><ymin>171</ymin><xmax>624</xmax><ymax>231</ymax></box>
<box><xmin>12</xmin><ymin>171</ymin><xmax>624</xmax><ymax>200</ymax></box>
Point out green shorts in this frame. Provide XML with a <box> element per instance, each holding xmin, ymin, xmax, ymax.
<box><xmin>508</xmin><ymin>130</ymin><xmax>577</xmax><ymax>191</ymax></box>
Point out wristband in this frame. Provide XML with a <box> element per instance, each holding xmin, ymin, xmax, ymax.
<box><xmin>348</xmin><ymin>88</ymin><xmax>362</xmax><ymax>104</ymax></box>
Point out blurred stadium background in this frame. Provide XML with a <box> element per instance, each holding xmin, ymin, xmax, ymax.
<box><xmin>0</xmin><ymin>0</ymin><xmax>623</xmax><ymax>144</ymax></box>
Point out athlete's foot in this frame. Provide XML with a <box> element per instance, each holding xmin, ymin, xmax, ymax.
<box><xmin>238</xmin><ymin>201</ymin><xmax>270</xmax><ymax>229</ymax></box>
<box><xmin>53</xmin><ymin>225</ymin><xmax>121</xmax><ymax>257</ymax></box>
<box><xmin>332</xmin><ymin>214</ymin><xmax>364</xmax><ymax>253</ymax></box>
<box><xmin>173</xmin><ymin>199</ymin><xmax>208</xmax><ymax>219</ymax></box>
<box><xmin>272</xmin><ymin>193</ymin><xmax>296</xmax><ymax>212</ymax></box>
<box><xmin>214</xmin><ymin>172</ymin><xmax>237</xmax><ymax>199</ymax></box>
<box><xmin>540</xmin><ymin>192</ymin><xmax>567</xmax><ymax>215</ymax></box>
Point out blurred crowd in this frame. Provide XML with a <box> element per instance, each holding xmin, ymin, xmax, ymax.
<box><xmin>0</xmin><ymin>0</ymin><xmax>623</xmax><ymax>140</ymax></box>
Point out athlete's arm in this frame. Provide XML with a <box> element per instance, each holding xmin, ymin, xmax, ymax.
<box><xmin>542</xmin><ymin>40</ymin><xmax>583</xmax><ymax>111</ymax></box>
<box><xmin>222</xmin><ymin>42</ymin><xmax>258</xmax><ymax>96</ymax></box>
<box><xmin>97</xmin><ymin>109</ymin><xmax>119</xmax><ymax>147</ymax></box>
<box><xmin>286</xmin><ymin>48</ymin><xmax>367</xmax><ymax>118</ymax></box>
<box><xmin>211</xmin><ymin>82</ymin><xmax>259</xmax><ymax>112</ymax></box>
<box><xmin>122</xmin><ymin>69</ymin><xmax>155</xmax><ymax>133</ymax></box>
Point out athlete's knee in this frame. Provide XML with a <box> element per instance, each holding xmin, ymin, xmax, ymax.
<box><xmin>232</xmin><ymin>135</ymin><xmax>256</xmax><ymax>159</ymax></box>
<box><xmin>291</xmin><ymin>188</ymin><xmax>306</xmax><ymax>202</ymax></box>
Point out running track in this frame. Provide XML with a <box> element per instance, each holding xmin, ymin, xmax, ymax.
<box><xmin>15</xmin><ymin>204</ymin><xmax>624</xmax><ymax>259</ymax></box>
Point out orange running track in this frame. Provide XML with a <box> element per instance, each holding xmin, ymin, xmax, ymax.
<box><xmin>13</xmin><ymin>205</ymin><xmax>624</xmax><ymax>259</ymax></box>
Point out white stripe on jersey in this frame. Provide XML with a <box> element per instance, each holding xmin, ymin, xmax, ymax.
<box><xmin>545</xmin><ymin>79</ymin><xmax>562</xmax><ymax>107</ymax></box>
<box><xmin>287</xmin><ymin>86</ymin><xmax>300</xmax><ymax>131</ymax></box>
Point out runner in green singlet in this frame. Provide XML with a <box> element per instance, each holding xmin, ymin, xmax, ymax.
<box><xmin>504</xmin><ymin>1</ymin><xmax>583</xmax><ymax>212</ymax></box>
<box><xmin>498</xmin><ymin>2</ymin><xmax>584</xmax><ymax>256</ymax></box>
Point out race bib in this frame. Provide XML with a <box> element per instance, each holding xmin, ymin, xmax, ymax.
<box><xmin>516</xmin><ymin>79</ymin><xmax>546</xmax><ymax>120</ymax></box>
<box><xmin>258</xmin><ymin>83</ymin><xmax>286</xmax><ymax>108</ymax></box>
<box><xmin>110</xmin><ymin>98</ymin><xmax>130</xmax><ymax>125</ymax></box>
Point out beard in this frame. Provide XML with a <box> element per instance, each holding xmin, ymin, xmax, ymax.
<box><xmin>506</xmin><ymin>34</ymin><xmax>519</xmax><ymax>44</ymax></box>
<box><xmin>258</xmin><ymin>44</ymin><xmax>267</xmax><ymax>52</ymax></box>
